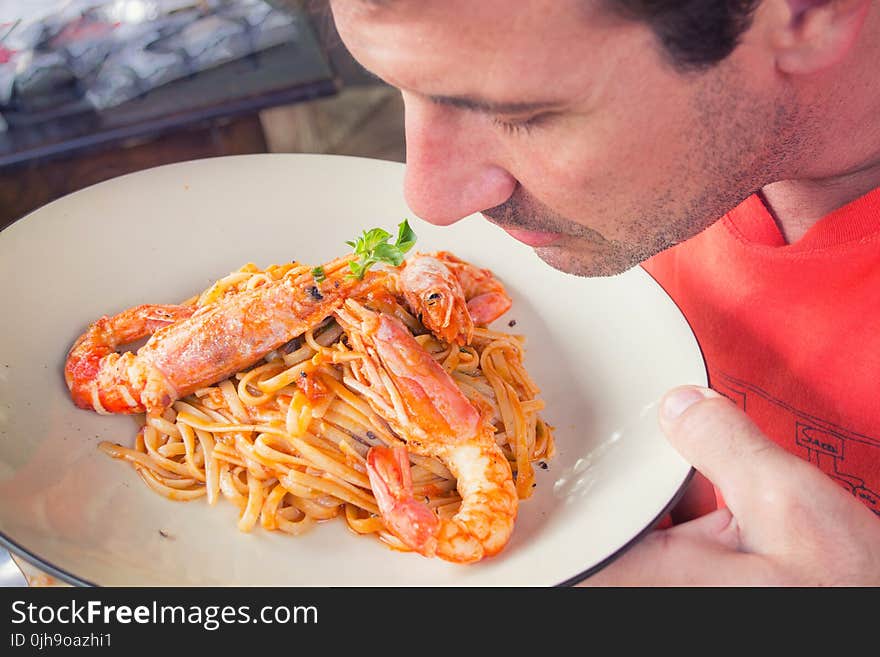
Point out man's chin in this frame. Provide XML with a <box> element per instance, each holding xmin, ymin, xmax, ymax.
<box><xmin>531</xmin><ymin>243</ymin><xmax>640</xmax><ymax>278</ymax></box>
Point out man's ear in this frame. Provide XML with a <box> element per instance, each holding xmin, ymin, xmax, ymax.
<box><xmin>774</xmin><ymin>0</ymin><xmax>872</xmax><ymax>74</ymax></box>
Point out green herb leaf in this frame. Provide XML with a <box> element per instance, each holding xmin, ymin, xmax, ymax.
<box><xmin>346</xmin><ymin>219</ymin><xmax>418</xmax><ymax>279</ymax></box>
<box><xmin>361</xmin><ymin>228</ymin><xmax>391</xmax><ymax>252</ymax></box>
<box><xmin>311</xmin><ymin>266</ymin><xmax>326</xmax><ymax>283</ymax></box>
<box><xmin>372</xmin><ymin>243</ymin><xmax>406</xmax><ymax>266</ymax></box>
<box><xmin>395</xmin><ymin>219</ymin><xmax>417</xmax><ymax>254</ymax></box>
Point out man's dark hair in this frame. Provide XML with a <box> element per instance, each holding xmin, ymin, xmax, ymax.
<box><xmin>276</xmin><ymin>0</ymin><xmax>761</xmax><ymax>71</ymax></box>
<box><xmin>605</xmin><ymin>0</ymin><xmax>762</xmax><ymax>70</ymax></box>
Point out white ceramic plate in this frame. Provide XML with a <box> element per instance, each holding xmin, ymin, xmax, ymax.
<box><xmin>0</xmin><ymin>154</ymin><xmax>705</xmax><ymax>586</ymax></box>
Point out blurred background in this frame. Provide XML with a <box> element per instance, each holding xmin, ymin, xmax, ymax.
<box><xmin>0</xmin><ymin>0</ymin><xmax>405</xmax><ymax>231</ymax></box>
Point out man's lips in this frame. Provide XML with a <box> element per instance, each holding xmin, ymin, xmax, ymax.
<box><xmin>482</xmin><ymin>214</ymin><xmax>563</xmax><ymax>247</ymax></box>
<box><xmin>501</xmin><ymin>227</ymin><xmax>561</xmax><ymax>247</ymax></box>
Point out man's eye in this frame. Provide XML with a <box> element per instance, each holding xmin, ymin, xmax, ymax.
<box><xmin>491</xmin><ymin>114</ymin><xmax>544</xmax><ymax>136</ymax></box>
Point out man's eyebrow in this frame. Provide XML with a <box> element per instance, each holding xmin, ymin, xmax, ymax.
<box><xmin>427</xmin><ymin>94</ymin><xmax>561</xmax><ymax>114</ymax></box>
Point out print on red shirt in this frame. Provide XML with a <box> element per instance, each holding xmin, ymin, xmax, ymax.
<box><xmin>715</xmin><ymin>372</ymin><xmax>880</xmax><ymax>516</ymax></box>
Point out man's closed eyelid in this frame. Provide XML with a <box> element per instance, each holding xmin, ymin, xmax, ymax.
<box><xmin>494</xmin><ymin>111</ymin><xmax>555</xmax><ymax>128</ymax></box>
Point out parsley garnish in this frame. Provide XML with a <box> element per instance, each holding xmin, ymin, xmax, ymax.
<box><xmin>311</xmin><ymin>266</ymin><xmax>326</xmax><ymax>283</ymax></box>
<box><xmin>346</xmin><ymin>219</ymin><xmax>417</xmax><ymax>279</ymax></box>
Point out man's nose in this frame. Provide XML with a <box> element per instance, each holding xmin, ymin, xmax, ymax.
<box><xmin>402</xmin><ymin>95</ymin><xmax>516</xmax><ymax>226</ymax></box>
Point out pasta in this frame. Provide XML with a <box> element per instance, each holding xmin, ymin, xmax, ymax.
<box><xmin>98</xmin><ymin>260</ymin><xmax>555</xmax><ymax>552</ymax></box>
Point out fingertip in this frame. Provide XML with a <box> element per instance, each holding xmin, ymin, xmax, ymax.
<box><xmin>660</xmin><ymin>385</ymin><xmax>721</xmax><ymax>423</ymax></box>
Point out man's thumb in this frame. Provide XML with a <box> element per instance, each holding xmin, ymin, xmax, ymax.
<box><xmin>657</xmin><ymin>385</ymin><xmax>796</xmax><ymax>534</ymax></box>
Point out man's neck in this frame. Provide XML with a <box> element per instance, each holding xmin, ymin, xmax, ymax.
<box><xmin>760</xmin><ymin>159</ymin><xmax>880</xmax><ymax>243</ymax></box>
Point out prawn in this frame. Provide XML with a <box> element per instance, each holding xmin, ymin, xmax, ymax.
<box><xmin>398</xmin><ymin>252</ymin><xmax>512</xmax><ymax>346</ymax></box>
<box><xmin>65</xmin><ymin>258</ymin><xmax>378</xmax><ymax>416</ymax></box>
<box><xmin>335</xmin><ymin>300</ymin><xmax>518</xmax><ymax>563</ymax></box>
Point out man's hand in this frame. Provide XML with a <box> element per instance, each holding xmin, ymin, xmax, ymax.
<box><xmin>582</xmin><ymin>386</ymin><xmax>880</xmax><ymax>586</ymax></box>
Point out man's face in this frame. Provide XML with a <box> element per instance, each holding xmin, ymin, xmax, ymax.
<box><xmin>331</xmin><ymin>0</ymin><xmax>793</xmax><ymax>276</ymax></box>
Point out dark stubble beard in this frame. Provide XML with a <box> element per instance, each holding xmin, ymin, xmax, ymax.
<box><xmin>481</xmin><ymin>188</ymin><xmax>694</xmax><ymax>277</ymax></box>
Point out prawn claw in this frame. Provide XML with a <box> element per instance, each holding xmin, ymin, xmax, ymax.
<box><xmin>366</xmin><ymin>446</ymin><xmax>440</xmax><ymax>557</ymax></box>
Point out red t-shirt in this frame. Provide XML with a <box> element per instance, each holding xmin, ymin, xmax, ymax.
<box><xmin>643</xmin><ymin>188</ymin><xmax>880</xmax><ymax>517</ymax></box>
